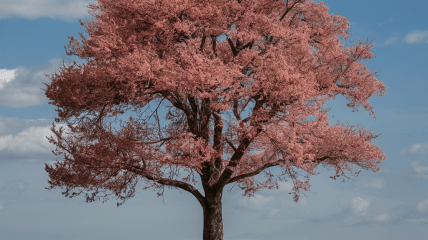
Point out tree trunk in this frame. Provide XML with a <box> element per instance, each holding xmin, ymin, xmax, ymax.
<box><xmin>203</xmin><ymin>190</ymin><xmax>224</xmax><ymax>240</ymax></box>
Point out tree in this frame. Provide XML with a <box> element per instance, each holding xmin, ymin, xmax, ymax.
<box><xmin>42</xmin><ymin>0</ymin><xmax>387</xmax><ymax>239</ymax></box>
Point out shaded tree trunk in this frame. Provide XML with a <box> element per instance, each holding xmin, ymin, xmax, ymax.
<box><xmin>203</xmin><ymin>190</ymin><xmax>224</xmax><ymax>240</ymax></box>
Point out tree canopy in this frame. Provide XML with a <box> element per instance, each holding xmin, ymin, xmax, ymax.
<box><xmin>42</xmin><ymin>0</ymin><xmax>387</xmax><ymax>210</ymax></box>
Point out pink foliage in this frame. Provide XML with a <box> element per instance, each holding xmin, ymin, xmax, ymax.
<box><xmin>42</xmin><ymin>0</ymin><xmax>387</xmax><ymax>207</ymax></box>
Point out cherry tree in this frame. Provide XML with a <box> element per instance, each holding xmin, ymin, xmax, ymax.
<box><xmin>42</xmin><ymin>0</ymin><xmax>387</xmax><ymax>239</ymax></box>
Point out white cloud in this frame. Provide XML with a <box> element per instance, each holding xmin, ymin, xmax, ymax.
<box><xmin>299</xmin><ymin>198</ymin><xmax>308</xmax><ymax>206</ymax></box>
<box><xmin>351</xmin><ymin>197</ymin><xmax>370</xmax><ymax>215</ymax></box>
<box><xmin>277</xmin><ymin>181</ymin><xmax>293</xmax><ymax>191</ymax></box>
<box><xmin>0</xmin><ymin>126</ymin><xmax>54</xmax><ymax>154</ymax></box>
<box><xmin>266</xmin><ymin>208</ymin><xmax>278</xmax><ymax>217</ymax></box>
<box><xmin>410</xmin><ymin>162</ymin><xmax>428</xmax><ymax>179</ymax></box>
<box><xmin>0</xmin><ymin>69</ymin><xmax>17</xmax><ymax>88</ymax></box>
<box><xmin>383</xmin><ymin>36</ymin><xmax>398</xmax><ymax>45</ymax></box>
<box><xmin>360</xmin><ymin>179</ymin><xmax>385</xmax><ymax>189</ymax></box>
<box><xmin>0</xmin><ymin>116</ymin><xmax>78</xmax><ymax>161</ymax></box>
<box><xmin>0</xmin><ymin>180</ymin><xmax>29</xmax><ymax>194</ymax></box>
<box><xmin>0</xmin><ymin>0</ymin><xmax>94</xmax><ymax>22</ymax></box>
<box><xmin>400</xmin><ymin>142</ymin><xmax>428</xmax><ymax>156</ymax></box>
<box><xmin>375</xmin><ymin>212</ymin><xmax>389</xmax><ymax>222</ymax></box>
<box><xmin>403</xmin><ymin>218</ymin><xmax>428</xmax><ymax>224</ymax></box>
<box><xmin>0</xmin><ymin>202</ymin><xmax>3</xmax><ymax>210</ymax></box>
<box><xmin>416</xmin><ymin>198</ymin><xmax>428</xmax><ymax>212</ymax></box>
<box><xmin>0</xmin><ymin>58</ymin><xmax>84</xmax><ymax>108</ymax></box>
<box><xmin>404</xmin><ymin>30</ymin><xmax>428</xmax><ymax>44</ymax></box>
<box><xmin>237</xmin><ymin>194</ymin><xmax>273</xmax><ymax>210</ymax></box>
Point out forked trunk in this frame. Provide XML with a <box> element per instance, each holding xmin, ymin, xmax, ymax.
<box><xmin>203</xmin><ymin>190</ymin><xmax>224</xmax><ymax>240</ymax></box>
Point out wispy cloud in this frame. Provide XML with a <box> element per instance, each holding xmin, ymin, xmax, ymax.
<box><xmin>378</xmin><ymin>202</ymin><xmax>428</xmax><ymax>225</ymax></box>
<box><xmin>359</xmin><ymin>178</ymin><xmax>385</xmax><ymax>189</ymax></box>
<box><xmin>237</xmin><ymin>194</ymin><xmax>273</xmax><ymax>210</ymax></box>
<box><xmin>0</xmin><ymin>0</ymin><xmax>93</xmax><ymax>22</ymax></box>
<box><xmin>404</xmin><ymin>30</ymin><xmax>428</xmax><ymax>44</ymax></box>
<box><xmin>328</xmin><ymin>197</ymin><xmax>428</xmax><ymax>226</ymax></box>
<box><xmin>0</xmin><ymin>180</ymin><xmax>29</xmax><ymax>194</ymax></box>
<box><xmin>383</xmin><ymin>36</ymin><xmax>398</xmax><ymax>45</ymax></box>
<box><xmin>351</xmin><ymin>197</ymin><xmax>370</xmax><ymax>216</ymax></box>
<box><xmin>0</xmin><ymin>58</ymin><xmax>82</xmax><ymax>108</ymax></box>
<box><xmin>400</xmin><ymin>142</ymin><xmax>428</xmax><ymax>156</ymax></box>
<box><xmin>410</xmin><ymin>162</ymin><xmax>428</xmax><ymax>179</ymax></box>
<box><xmin>378</xmin><ymin>17</ymin><xmax>393</xmax><ymax>26</ymax></box>
<box><xmin>416</xmin><ymin>198</ymin><xmax>428</xmax><ymax>212</ymax></box>
<box><xmin>265</xmin><ymin>208</ymin><xmax>279</xmax><ymax>217</ymax></box>
<box><xmin>277</xmin><ymin>181</ymin><xmax>293</xmax><ymax>191</ymax></box>
<box><xmin>374</xmin><ymin>212</ymin><xmax>389</xmax><ymax>222</ymax></box>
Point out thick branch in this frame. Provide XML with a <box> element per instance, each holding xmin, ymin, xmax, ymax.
<box><xmin>130</xmin><ymin>167</ymin><xmax>205</xmax><ymax>208</ymax></box>
<box><xmin>214</xmin><ymin>96</ymin><xmax>266</xmax><ymax>190</ymax></box>
<box><xmin>200</xmin><ymin>35</ymin><xmax>206</xmax><ymax>52</ymax></box>
<box><xmin>132</xmin><ymin>136</ymin><xmax>173</xmax><ymax>146</ymax></box>
<box><xmin>227</xmin><ymin>38</ymin><xmax>239</xmax><ymax>57</ymax></box>
<box><xmin>214</xmin><ymin>137</ymin><xmax>252</xmax><ymax>191</ymax></box>
<box><xmin>162</xmin><ymin>91</ymin><xmax>194</xmax><ymax>121</ymax></box>
<box><xmin>187</xmin><ymin>95</ymin><xmax>198</xmax><ymax>114</ymax></box>
<box><xmin>232</xmin><ymin>97</ymin><xmax>241</xmax><ymax>121</ymax></box>
<box><xmin>211</xmin><ymin>35</ymin><xmax>217</xmax><ymax>56</ymax></box>
<box><xmin>227</xmin><ymin>162</ymin><xmax>280</xmax><ymax>184</ymax></box>
<box><xmin>212</xmin><ymin>112</ymin><xmax>224</xmax><ymax>182</ymax></box>
<box><xmin>186</xmin><ymin>95</ymin><xmax>199</xmax><ymax>135</ymax></box>
<box><xmin>227</xmin><ymin>37</ymin><xmax>254</xmax><ymax>57</ymax></box>
<box><xmin>225</xmin><ymin>138</ymin><xmax>237</xmax><ymax>152</ymax></box>
<box><xmin>150</xmin><ymin>175</ymin><xmax>205</xmax><ymax>207</ymax></box>
<box><xmin>200</xmin><ymin>98</ymin><xmax>211</xmax><ymax>142</ymax></box>
<box><xmin>212</xmin><ymin>111</ymin><xmax>224</xmax><ymax>161</ymax></box>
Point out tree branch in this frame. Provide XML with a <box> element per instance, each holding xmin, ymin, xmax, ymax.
<box><xmin>225</xmin><ymin>138</ymin><xmax>237</xmax><ymax>152</ymax></box>
<box><xmin>200</xmin><ymin>98</ymin><xmax>211</xmax><ymax>142</ymax></box>
<box><xmin>97</xmin><ymin>103</ymin><xmax>108</xmax><ymax>128</ymax></box>
<box><xmin>226</xmin><ymin>154</ymin><xmax>331</xmax><ymax>185</ymax></box>
<box><xmin>227</xmin><ymin>37</ymin><xmax>254</xmax><ymax>57</ymax></box>
<box><xmin>227</xmin><ymin>37</ymin><xmax>238</xmax><ymax>57</ymax></box>
<box><xmin>212</xmin><ymin>111</ymin><xmax>224</xmax><ymax>158</ymax></box>
<box><xmin>211</xmin><ymin>35</ymin><xmax>218</xmax><ymax>57</ymax></box>
<box><xmin>214</xmin><ymin>95</ymin><xmax>267</xmax><ymax>190</ymax></box>
<box><xmin>162</xmin><ymin>92</ymin><xmax>193</xmax><ymax>117</ymax></box>
<box><xmin>211</xmin><ymin>111</ymin><xmax>224</xmax><ymax>185</ymax></box>
<box><xmin>132</xmin><ymin>136</ymin><xmax>173</xmax><ymax>146</ymax></box>
<box><xmin>129</xmin><ymin>166</ymin><xmax>205</xmax><ymax>208</ymax></box>
<box><xmin>227</xmin><ymin>162</ymin><xmax>279</xmax><ymax>184</ymax></box>
<box><xmin>232</xmin><ymin>97</ymin><xmax>241</xmax><ymax>121</ymax></box>
<box><xmin>200</xmin><ymin>35</ymin><xmax>206</xmax><ymax>52</ymax></box>
<box><xmin>279</xmin><ymin>0</ymin><xmax>304</xmax><ymax>22</ymax></box>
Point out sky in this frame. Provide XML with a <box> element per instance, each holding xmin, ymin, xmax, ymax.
<box><xmin>0</xmin><ymin>0</ymin><xmax>427</xmax><ymax>239</ymax></box>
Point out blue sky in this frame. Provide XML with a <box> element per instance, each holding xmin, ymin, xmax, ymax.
<box><xmin>0</xmin><ymin>0</ymin><xmax>427</xmax><ymax>239</ymax></box>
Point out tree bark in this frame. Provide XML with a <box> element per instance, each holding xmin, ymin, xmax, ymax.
<box><xmin>203</xmin><ymin>190</ymin><xmax>224</xmax><ymax>240</ymax></box>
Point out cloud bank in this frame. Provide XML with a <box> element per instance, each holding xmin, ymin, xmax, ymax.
<box><xmin>0</xmin><ymin>116</ymin><xmax>76</xmax><ymax>161</ymax></box>
<box><xmin>0</xmin><ymin>0</ymin><xmax>94</xmax><ymax>22</ymax></box>
<box><xmin>404</xmin><ymin>30</ymin><xmax>428</xmax><ymax>44</ymax></box>
<box><xmin>0</xmin><ymin>58</ymin><xmax>86</xmax><ymax>108</ymax></box>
